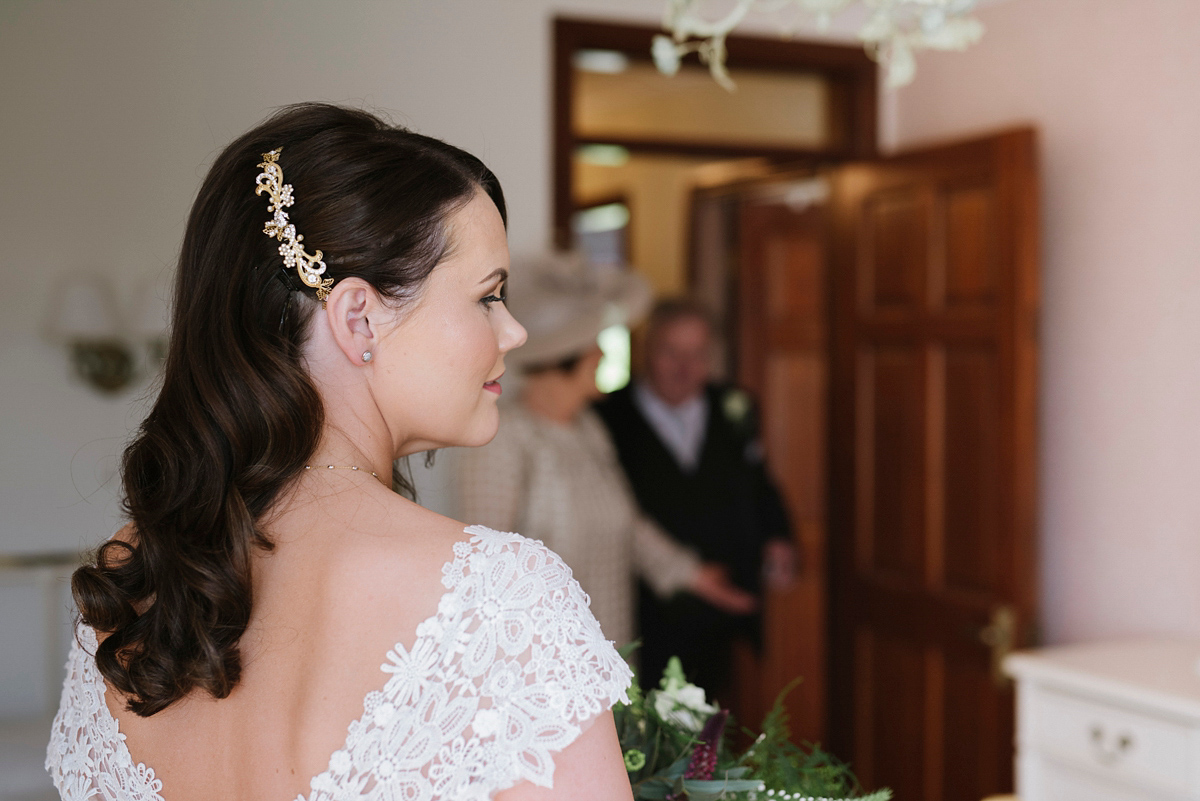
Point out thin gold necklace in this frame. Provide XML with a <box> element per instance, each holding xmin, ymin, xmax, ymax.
<box><xmin>304</xmin><ymin>464</ymin><xmax>382</xmax><ymax>480</ymax></box>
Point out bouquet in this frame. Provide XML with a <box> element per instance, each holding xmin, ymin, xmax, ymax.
<box><xmin>616</xmin><ymin>656</ymin><xmax>892</xmax><ymax>801</ymax></box>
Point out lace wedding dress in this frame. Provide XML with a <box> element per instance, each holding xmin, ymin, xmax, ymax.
<box><xmin>46</xmin><ymin>526</ymin><xmax>633</xmax><ymax>801</ymax></box>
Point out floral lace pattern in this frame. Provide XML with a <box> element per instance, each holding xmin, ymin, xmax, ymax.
<box><xmin>46</xmin><ymin>526</ymin><xmax>633</xmax><ymax>801</ymax></box>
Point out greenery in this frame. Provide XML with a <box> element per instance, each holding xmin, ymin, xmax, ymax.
<box><xmin>615</xmin><ymin>650</ymin><xmax>891</xmax><ymax>801</ymax></box>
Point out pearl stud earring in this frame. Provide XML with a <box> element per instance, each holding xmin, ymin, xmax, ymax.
<box><xmin>362</xmin><ymin>351</ymin><xmax>373</xmax><ymax>363</ymax></box>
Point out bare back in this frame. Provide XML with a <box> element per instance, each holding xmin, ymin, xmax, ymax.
<box><xmin>106</xmin><ymin>481</ymin><xmax>468</xmax><ymax>801</ymax></box>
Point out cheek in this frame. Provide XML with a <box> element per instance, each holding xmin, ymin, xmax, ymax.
<box><xmin>416</xmin><ymin>308</ymin><xmax>492</xmax><ymax>370</ymax></box>
<box><xmin>426</xmin><ymin>311</ymin><xmax>498</xmax><ymax>406</ymax></box>
<box><xmin>388</xmin><ymin>311</ymin><xmax>495</xmax><ymax>409</ymax></box>
<box><xmin>461</xmin><ymin>314</ymin><xmax>501</xmax><ymax>376</ymax></box>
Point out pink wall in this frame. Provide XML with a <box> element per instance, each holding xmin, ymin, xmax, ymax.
<box><xmin>889</xmin><ymin>0</ymin><xmax>1200</xmax><ymax>643</ymax></box>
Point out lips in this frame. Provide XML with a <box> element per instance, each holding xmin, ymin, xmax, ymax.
<box><xmin>484</xmin><ymin>372</ymin><xmax>504</xmax><ymax>396</ymax></box>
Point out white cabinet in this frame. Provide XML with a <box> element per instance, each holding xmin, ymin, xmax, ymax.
<box><xmin>1006</xmin><ymin>639</ymin><xmax>1200</xmax><ymax>801</ymax></box>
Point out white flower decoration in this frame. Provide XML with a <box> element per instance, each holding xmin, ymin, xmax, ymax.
<box><xmin>651</xmin><ymin>35</ymin><xmax>682</xmax><ymax>75</ymax></box>
<box><xmin>472</xmin><ymin>708</ymin><xmax>502</xmax><ymax>738</ymax></box>
<box><xmin>654</xmin><ymin>682</ymin><xmax>717</xmax><ymax>731</ymax></box>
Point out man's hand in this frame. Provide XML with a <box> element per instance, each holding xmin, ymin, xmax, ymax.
<box><xmin>689</xmin><ymin>563</ymin><xmax>758</xmax><ymax>615</ymax></box>
<box><xmin>763</xmin><ymin>539</ymin><xmax>798</xmax><ymax>592</ymax></box>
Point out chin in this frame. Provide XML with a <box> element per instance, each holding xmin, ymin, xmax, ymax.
<box><xmin>457</xmin><ymin>406</ymin><xmax>501</xmax><ymax>449</ymax></box>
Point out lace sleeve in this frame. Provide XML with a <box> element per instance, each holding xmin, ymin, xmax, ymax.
<box><xmin>307</xmin><ymin>526</ymin><xmax>632</xmax><ymax>801</ymax></box>
<box><xmin>46</xmin><ymin>625</ymin><xmax>165</xmax><ymax>801</ymax></box>
<box><xmin>451</xmin><ymin>526</ymin><xmax>633</xmax><ymax>797</ymax></box>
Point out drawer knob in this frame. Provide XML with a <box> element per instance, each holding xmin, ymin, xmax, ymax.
<box><xmin>1089</xmin><ymin>724</ymin><xmax>1135</xmax><ymax>765</ymax></box>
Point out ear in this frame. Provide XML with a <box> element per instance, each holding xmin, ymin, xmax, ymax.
<box><xmin>322</xmin><ymin>277</ymin><xmax>382</xmax><ymax>366</ymax></box>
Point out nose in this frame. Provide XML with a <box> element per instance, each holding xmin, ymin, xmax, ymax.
<box><xmin>498</xmin><ymin>305</ymin><xmax>527</xmax><ymax>354</ymax></box>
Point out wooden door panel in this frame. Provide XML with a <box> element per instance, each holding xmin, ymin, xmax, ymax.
<box><xmin>766</xmin><ymin>354</ymin><xmax>826</xmax><ymax>518</ymax></box>
<box><xmin>942</xmin><ymin>654</ymin><xmax>1009</xmax><ymax>800</ymax></box>
<box><xmin>858</xmin><ymin>608</ymin><xmax>1010</xmax><ymax>800</ymax></box>
<box><xmin>944</xmin><ymin>186</ymin><xmax>998</xmax><ymax>309</ymax></box>
<box><xmin>830</xmin><ymin>129</ymin><xmax>1039</xmax><ymax>800</ymax></box>
<box><xmin>761</xmin><ymin>353</ymin><xmax>826</xmax><ymax>739</ymax></box>
<box><xmin>766</xmin><ymin>236</ymin><xmax>823</xmax><ymax>321</ymax></box>
<box><xmin>858</xmin><ymin>345</ymin><xmax>926</xmax><ymax>579</ymax></box>
<box><xmin>736</xmin><ymin>200</ymin><xmax>829</xmax><ymax>744</ymax></box>
<box><xmin>855</xmin><ymin>627</ymin><xmax>927</xmax><ymax>797</ymax></box>
<box><xmin>943</xmin><ymin>346</ymin><xmax>1002</xmax><ymax>596</ymax></box>
<box><xmin>863</xmin><ymin>191</ymin><xmax>929</xmax><ymax>311</ymax></box>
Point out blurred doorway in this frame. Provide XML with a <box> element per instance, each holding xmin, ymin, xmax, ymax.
<box><xmin>555</xmin><ymin>16</ymin><xmax>876</xmax><ymax>746</ymax></box>
<box><xmin>555</xmin><ymin>18</ymin><xmax>1039</xmax><ymax>801</ymax></box>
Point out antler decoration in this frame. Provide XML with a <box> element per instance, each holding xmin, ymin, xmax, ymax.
<box><xmin>654</xmin><ymin>0</ymin><xmax>984</xmax><ymax>90</ymax></box>
<box><xmin>255</xmin><ymin>148</ymin><xmax>335</xmax><ymax>302</ymax></box>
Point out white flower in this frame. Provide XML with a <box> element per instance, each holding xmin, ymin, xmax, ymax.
<box><xmin>653</xmin><ymin>682</ymin><xmax>717</xmax><ymax>732</ymax></box>
<box><xmin>652</xmin><ymin>35</ymin><xmax>681</xmax><ymax>75</ymax></box>
<box><xmin>329</xmin><ymin>749</ymin><xmax>352</xmax><ymax>775</ymax></box>
<box><xmin>483</xmin><ymin>660</ymin><xmax>523</xmax><ymax>698</ymax></box>
<box><xmin>416</xmin><ymin>615</ymin><xmax>444</xmax><ymax>639</ymax></box>
<box><xmin>437</xmin><ymin>591</ymin><xmax>462</xmax><ymax>619</ymax></box>
<box><xmin>472</xmin><ymin>708</ymin><xmax>502</xmax><ymax>738</ymax></box>
<box><xmin>373</xmin><ymin>701</ymin><xmax>397</xmax><ymax>727</ymax></box>
<box><xmin>882</xmin><ymin>40</ymin><xmax>917</xmax><ymax>88</ymax></box>
<box><xmin>722</xmin><ymin>389</ymin><xmax>751</xmax><ymax>424</ymax></box>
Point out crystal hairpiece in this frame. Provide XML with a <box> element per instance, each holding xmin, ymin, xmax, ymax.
<box><xmin>255</xmin><ymin>148</ymin><xmax>334</xmax><ymax>302</ymax></box>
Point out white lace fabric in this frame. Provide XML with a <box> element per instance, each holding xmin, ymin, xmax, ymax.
<box><xmin>46</xmin><ymin>526</ymin><xmax>633</xmax><ymax>801</ymax></box>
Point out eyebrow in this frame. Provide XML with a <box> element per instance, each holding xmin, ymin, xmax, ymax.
<box><xmin>478</xmin><ymin>268</ymin><xmax>508</xmax><ymax>286</ymax></box>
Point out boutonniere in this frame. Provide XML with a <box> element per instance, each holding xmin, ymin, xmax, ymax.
<box><xmin>722</xmin><ymin>389</ymin><xmax>751</xmax><ymax>426</ymax></box>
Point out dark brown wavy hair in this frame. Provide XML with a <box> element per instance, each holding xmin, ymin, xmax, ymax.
<box><xmin>70</xmin><ymin>103</ymin><xmax>506</xmax><ymax>716</ymax></box>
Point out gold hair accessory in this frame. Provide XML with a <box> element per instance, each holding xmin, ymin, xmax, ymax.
<box><xmin>255</xmin><ymin>149</ymin><xmax>334</xmax><ymax>302</ymax></box>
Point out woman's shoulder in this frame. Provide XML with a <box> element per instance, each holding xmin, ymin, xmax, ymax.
<box><xmin>445</xmin><ymin>526</ymin><xmax>614</xmax><ymax>650</ymax></box>
<box><xmin>576</xmin><ymin>408</ymin><xmax>617</xmax><ymax>447</ymax></box>
<box><xmin>332</xmin><ymin>521</ymin><xmax>633</xmax><ymax>799</ymax></box>
<box><xmin>332</xmin><ymin>503</ymin><xmax>569</xmax><ymax>605</ymax></box>
<box><xmin>444</xmin><ymin>525</ymin><xmax>633</xmax><ymax>710</ymax></box>
<box><xmin>446</xmin><ymin>525</ymin><xmax>576</xmax><ymax>592</ymax></box>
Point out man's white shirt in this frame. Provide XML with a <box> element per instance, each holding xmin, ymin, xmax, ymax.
<box><xmin>633</xmin><ymin>382</ymin><xmax>708</xmax><ymax>472</ymax></box>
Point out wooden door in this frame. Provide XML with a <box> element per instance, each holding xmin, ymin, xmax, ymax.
<box><xmin>735</xmin><ymin>197</ymin><xmax>829</xmax><ymax>744</ymax></box>
<box><xmin>827</xmin><ymin>129</ymin><xmax>1039</xmax><ymax>801</ymax></box>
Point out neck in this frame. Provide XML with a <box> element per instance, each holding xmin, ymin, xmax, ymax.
<box><xmin>306</xmin><ymin>428</ymin><xmax>392</xmax><ymax>487</ymax></box>
<box><xmin>642</xmin><ymin>380</ymin><xmax>702</xmax><ymax>409</ymax></box>
<box><xmin>300</xmin><ymin>317</ymin><xmax>399</xmax><ymax>483</ymax></box>
<box><xmin>306</xmin><ymin>369</ymin><xmax>398</xmax><ymax>484</ymax></box>
<box><xmin>522</xmin><ymin>375</ymin><xmax>584</xmax><ymax>425</ymax></box>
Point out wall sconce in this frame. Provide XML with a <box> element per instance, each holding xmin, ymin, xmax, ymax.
<box><xmin>131</xmin><ymin>281</ymin><xmax>170</xmax><ymax>372</ymax></box>
<box><xmin>46</xmin><ymin>273</ymin><xmax>169</xmax><ymax>395</ymax></box>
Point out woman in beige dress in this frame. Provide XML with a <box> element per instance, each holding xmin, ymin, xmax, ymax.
<box><xmin>457</xmin><ymin>258</ymin><xmax>755</xmax><ymax>647</ymax></box>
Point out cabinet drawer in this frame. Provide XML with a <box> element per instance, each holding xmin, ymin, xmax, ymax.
<box><xmin>1030</xmin><ymin>686</ymin><xmax>1199</xmax><ymax>795</ymax></box>
<box><xmin>1037</xmin><ymin>756</ymin><xmax>1168</xmax><ymax>801</ymax></box>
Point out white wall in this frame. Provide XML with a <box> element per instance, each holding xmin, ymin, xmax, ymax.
<box><xmin>1</xmin><ymin>0</ymin><xmax>628</xmax><ymax>556</ymax></box>
<box><xmin>889</xmin><ymin>0</ymin><xmax>1200</xmax><ymax>643</ymax></box>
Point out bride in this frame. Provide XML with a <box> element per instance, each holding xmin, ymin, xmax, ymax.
<box><xmin>46</xmin><ymin>103</ymin><xmax>634</xmax><ymax>801</ymax></box>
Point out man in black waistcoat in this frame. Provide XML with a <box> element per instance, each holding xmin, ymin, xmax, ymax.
<box><xmin>594</xmin><ymin>299</ymin><xmax>794</xmax><ymax>699</ymax></box>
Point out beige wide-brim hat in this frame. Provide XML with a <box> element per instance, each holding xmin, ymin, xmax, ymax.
<box><xmin>506</xmin><ymin>251</ymin><xmax>652</xmax><ymax>368</ymax></box>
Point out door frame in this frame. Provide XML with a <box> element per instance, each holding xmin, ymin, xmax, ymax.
<box><xmin>552</xmin><ymin>16</ymin><xmax>878</xmax><ymax>248</ymax></box>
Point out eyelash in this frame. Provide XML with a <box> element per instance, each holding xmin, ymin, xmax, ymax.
<box><xmin>480</xmin><ymin>288</ymin><xmax>507</xmax><ymax>309</ymax></box>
